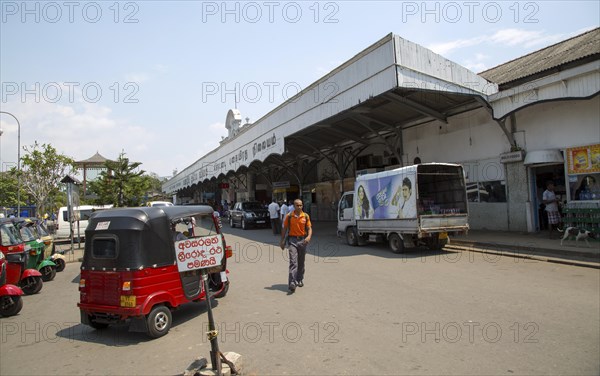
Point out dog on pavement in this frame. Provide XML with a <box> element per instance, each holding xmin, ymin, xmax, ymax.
<box><xmin>558</xmin><ymin>227</ymin><xmax>597</xmax><ymax>247</ymax></box>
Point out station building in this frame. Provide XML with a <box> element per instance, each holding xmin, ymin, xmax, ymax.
<box><xmin>163</xmin><ymin>28</ymin><xmax>600</xmax><ymax>232</ymax></box>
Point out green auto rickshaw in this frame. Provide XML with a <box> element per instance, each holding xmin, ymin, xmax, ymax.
<box><xmin>12</xmin><ymin>218</ymin><xmax>57</xmax><ymax>282</ymax></box>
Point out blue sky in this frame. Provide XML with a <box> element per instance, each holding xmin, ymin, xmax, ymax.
<box><xmin>1</xmin><ymin>1</ymin><xmax>598</xmax><ymax>178</ymax></box>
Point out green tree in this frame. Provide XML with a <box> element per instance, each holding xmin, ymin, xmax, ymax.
<box><xmin>10</xmin><ymin>142</ymin><xmax>74</xmax><ymax>216</ymax></box>
<box><xmin>88</xmin><ymin>151</ymin><xmax>145</xmax><ymax>207</ymax></box>
<box><xmin>0</xmin><ymin>171</ymin><xmax>30</xmax><ymax>210</ymax></box>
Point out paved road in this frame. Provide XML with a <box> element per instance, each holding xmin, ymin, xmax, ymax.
<box><xmin>1</xmin><ymin>224</ymin><xmax>599</xmax><ymax>375</ymax></box>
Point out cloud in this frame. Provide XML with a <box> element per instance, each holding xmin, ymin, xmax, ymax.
<box><xmin>427</xmin><ymin>28</ymin><xmax>571</xmax><ymax>57</ymax></box>
<box><xmin>153</xmin><ymin>64</ymin><xmax>168</xmax><ymax>73</ymax></box>
<box><xmin>125</xmin><ymin>72</ymin><xmax>150</xmax><ymax>83</ymax></box>
<box><xmin>0</xmin><ymin>99</ymin><xmax>156</xmax><ymax>172</ymax></box>
<box><xmin>428</xmin><ymin>36</ymin><xmax>486</xmax><ymax>56</ymax></box>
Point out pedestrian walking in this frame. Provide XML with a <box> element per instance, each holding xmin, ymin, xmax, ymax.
<box><xmin>268</xmin><ymin>198</ymin><xmax>281</xmax><ymax>235</ymax></box>
<box><xmin>280</xmin><ymin>201</ymin><xmax>289</xmax><ymax>228</ymax></box>
<box><xmin>280</xmin><ymin>199</ymin><xmax>312</xmax><ymax>294</ymax></box>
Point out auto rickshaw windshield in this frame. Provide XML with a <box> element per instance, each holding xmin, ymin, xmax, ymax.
<box><xmin>18</xmin><ymin>226</ymin><xmax>37</xmax><ymax>242</ymax></box>
<box><xmin>0</xmin><ymin>222</ymin><xmax>22</xmax><ymax>246</ymax></box>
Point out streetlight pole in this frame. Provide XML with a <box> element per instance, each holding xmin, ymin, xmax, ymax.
<box><xmin>0</xmin><ymin>126</ymin><xmax>3</xmax><ymax>173</ymax></box>
<box><xmin>0</xmin><ymin>111</ymin><xmax>21</xmax><ymax>217</ymax></box>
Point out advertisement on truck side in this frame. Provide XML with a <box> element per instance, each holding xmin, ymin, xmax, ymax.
<box><xmin>356</xmin><ymin>171</ymin><xmax>417</xmax><ymax>220</ymax></box>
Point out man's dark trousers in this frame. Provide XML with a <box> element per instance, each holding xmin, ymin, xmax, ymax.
<box><xmin>271</xmin><ymin>218</ymin><xmax>281</xmax><ymax>234</ymax></box>
<box><xmin>288</xmin><ymin>238</ymin><xmax>306</xmax><ymax>287</ymax></box>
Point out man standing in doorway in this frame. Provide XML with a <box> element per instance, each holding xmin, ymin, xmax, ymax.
<box><xmin>268</xmin><ymin>198</ymin><xmax>280</xmax><ymax>235</ymax></box>
<box><xmin>543</xmin><ymin>181</ymin><xmax>561</xmax><ymax>238</ymax></box>
<box><xmin>280</xmin><ymin>199</ymin><xmax>312</xmax><ymax>294</ymax></box>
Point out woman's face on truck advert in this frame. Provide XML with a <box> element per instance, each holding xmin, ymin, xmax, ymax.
<box><xmin>358</xmin><ymin>186</ymin><xmax>365</xmax><ymax>200</ymax></box>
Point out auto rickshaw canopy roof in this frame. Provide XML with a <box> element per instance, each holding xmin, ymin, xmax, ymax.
<box><xmin>82</xmin><ymin>206</ymin><xmax>217</xmax><ymax>270</ymax></box>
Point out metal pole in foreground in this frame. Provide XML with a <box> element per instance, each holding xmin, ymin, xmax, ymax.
<box><xmin>0</xmin><ymin>112</ymin><xmax>21</xmax><ymax>216</ymax></box>
<box><xmin>202</xmin><ymin>270</ymin><xmax>222</xmax><ymax>375</ymax></box>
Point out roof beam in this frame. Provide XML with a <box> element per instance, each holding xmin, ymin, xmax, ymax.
<box><xmin>317</xmin><ymin>125</ymin><xmax>371</xmax><ymax>145</ymax></box>
<box><xmin>387</xmin><ymin>92</ymin><xmax>448</xmax><ymax>124</ymax></box>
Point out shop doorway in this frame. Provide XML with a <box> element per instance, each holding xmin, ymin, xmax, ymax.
<box><xmin>530</xmin><ymin>164</ymin><xmax>566</xmax><ymax>231</ymax></box>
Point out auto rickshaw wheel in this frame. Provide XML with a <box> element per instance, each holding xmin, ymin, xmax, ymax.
<box><xmin>21</xmin><ymin>276</ymin><xmax>43</xmax><ymax>295</ymax></box>
<box><xmin>54</xmin><ymin>258</ymin><xmax>66</xmax><ymax>272</ymax></box>
<box><xmin>389</xmin><ymin>233</ymin><xmax>405</xmax><ymax>254</ymax></box>
<box><xmin>146</xmin><ymin>305</ymin><xmax>172</xmax><ymax>338</ymax></box>
<box><xmin>213</xmin><ymin>281</ymin><xmax>229</xmax><ymax>299</ymax></box>
<box><xmin>40</xmin><ymin>265</ymin><xmax>57</xmax><ymax>282</ymax></box>
<box><xmin>0</xmin><ymin>296</ymin><xmax>23</xmax><ymax>317</ymax></box>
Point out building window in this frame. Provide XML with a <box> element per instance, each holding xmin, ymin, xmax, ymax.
<box><xmin>467</xmin><ymin>181</ymin><xmax>507</xmax><ymax>203</ymax></box>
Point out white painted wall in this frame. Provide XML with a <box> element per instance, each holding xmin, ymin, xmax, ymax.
<box><xmin>514</xmin><ymin>96</ymin><xmax>600</xmax><ymax>151</ymax></box>
<box><xmin>402</xmin><ymin>107</ymin><xmax>510</xmax><ymax>165</ymax></box>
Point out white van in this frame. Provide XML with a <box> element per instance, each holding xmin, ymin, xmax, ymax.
<box><xmin>146</xmin><ymin>201</ymin><xmax>174</xmax><ymax>207</ymax></box>
<box><xmin>55</xmin><ymin>205</ymin><xmax>113</xmax><ymax>239</ymax></box>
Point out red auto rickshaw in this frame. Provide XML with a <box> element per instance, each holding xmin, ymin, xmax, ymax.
<box><xmin>78</xmin><ymin>206</ymin><xmax>232</xmax><ymax>338</ymax></box>
<box><xmin>0</xmin><ymin>219</ymin><xmax>44</xmax><ymax>295</ymax></box>
<box><xmin>0</xmin><ymin>250</ymin><xmax>24</xmax><ymax>317</ymax></box>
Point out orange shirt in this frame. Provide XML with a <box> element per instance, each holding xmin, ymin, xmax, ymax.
<box><xmin>284</xmin><ymin>211</ymin><xmax>311</xmax><ymax>237</ymax></box>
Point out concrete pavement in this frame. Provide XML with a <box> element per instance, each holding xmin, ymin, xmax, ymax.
<box><xmin>56</xmin><ymin>221</ymin><xmax>600</xmax><ymax>268</ymax></box>
<box><xmin>324</xmin><ymin>221</ymin><xmax>600</xmax><ymax>268</ymax></box>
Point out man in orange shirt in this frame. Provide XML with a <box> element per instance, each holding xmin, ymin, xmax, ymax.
<box><xmin>280</xmin><ymin>199</ymin><xmax>312</xmax><ymax>294</ymax></box>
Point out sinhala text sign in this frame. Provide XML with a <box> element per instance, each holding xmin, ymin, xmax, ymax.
<box><xmin>175</xmin><ymin>235</ymin><xmax>224</xmax><ymax>271</ymax></box>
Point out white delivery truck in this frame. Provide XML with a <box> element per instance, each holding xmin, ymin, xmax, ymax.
<box><xmin>337</xmin><ymin>163</ymin><xmax>469</xmax><ymax>253</ymax></box>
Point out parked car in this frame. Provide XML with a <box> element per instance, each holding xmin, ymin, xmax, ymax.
<box><xmin>229</xmin><ymin>202</ymin><xmax>270</xmax><ymax>230</ymax></box>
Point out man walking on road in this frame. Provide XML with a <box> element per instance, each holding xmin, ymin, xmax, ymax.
<box><xmin>280</xmin><ymin>199</ymin><xmax>312</xmax><ymax>294</ymax></box>
<box><xmin>268</xmin><ymin>198</ymin><xmax>280</xmax><ymax>235</ymax></box>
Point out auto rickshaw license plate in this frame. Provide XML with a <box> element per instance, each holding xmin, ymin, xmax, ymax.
<box><xmin>439</xmin><ymin>232</ymin><xmax>448</xmax><ymax>240</ymax></box>
<box><xmin>120</xmin><ymin>295</ymin><xmax>136</xmax><ymax>308</ymax></box>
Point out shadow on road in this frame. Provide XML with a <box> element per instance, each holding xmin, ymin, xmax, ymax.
<box><xmin>223</xmin><ymin>224</ymin><xmax>457</xmax><ymax>261</ymax></box>
<box><xmin>55</xmin><ymin>299</ymin><xmax>217</xmax><ymax>346</ymax></box>
<box><xmin>264</xmin><ymin>284</ymin><xmax>289</xmax><ymax>293</ymax></box>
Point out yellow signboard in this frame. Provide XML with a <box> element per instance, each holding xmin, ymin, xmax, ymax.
<box><xmin>567</xmin><ymin>144</ymin><xmax>600</xmax><ymax>174</ymax></box>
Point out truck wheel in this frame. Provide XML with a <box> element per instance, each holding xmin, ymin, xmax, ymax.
<box><xmin>427</xmin><ymin>237</ymin><xmax>439</xmax><ymax>250</ymax></box>
<box><xmin>346</xmin><ymin>227</ymin><xmax>358</xmax><ymax>246</ymax></box>
<box><xmin>146</xmin><ymin>305</ymin><xmax>172</xmax><ymax>338</ymax></box>
<box><xmin>389</xmin><ymin>233</ymin><xmax>405</xmax><ymax>254</ymax></box>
